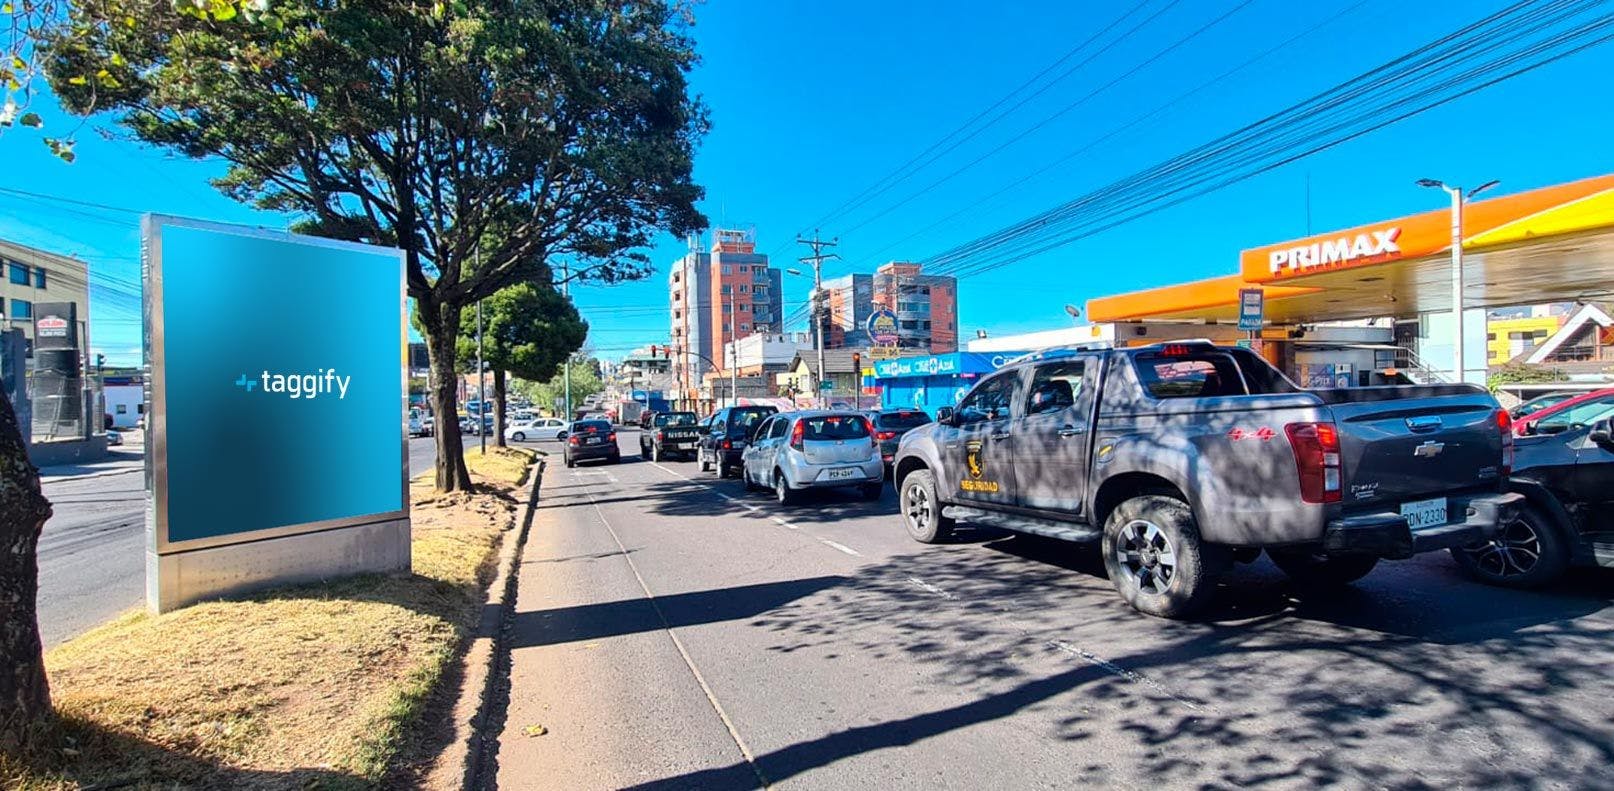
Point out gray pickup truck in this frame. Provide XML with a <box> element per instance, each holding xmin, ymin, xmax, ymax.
<box><xmin>893</xmin><ymin>341</ymin><xmax>1522</xmax><ymax>618</ymax></box>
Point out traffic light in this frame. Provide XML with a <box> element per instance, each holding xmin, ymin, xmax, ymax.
<box><xmin>852</xmin><ymin>352</ymin><xmax>861</xmax><ymax>370</ymax></box>
<box><xmin>95</xmin><ymin>353</ymin><xmax>105</xmax><ymax>371</ymax></box>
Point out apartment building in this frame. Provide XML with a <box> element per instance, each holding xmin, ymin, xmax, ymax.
<box><xmin>0</xmin><ymin>238</ymin><xmax>90</xmax><ymax>347</ymax></box>
<box><xmin>818</xmin><ymin>261</ymin><xmax>958</xmax><ymax>353</ymax></box>
<box><xmin>668</xmin><ymin>229</ymin><xmax>784</xmax><ymax>404</ymax></box>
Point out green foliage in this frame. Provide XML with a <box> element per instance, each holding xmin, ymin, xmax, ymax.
<box><xmin>42</xmin><ymin>0</ymin><xmax>707</xmax><ymax>487</ymax></box>
<box><xmin>515</xmin><ymin>359</ymin><xmax>601</xmax><ymax>416</ymax></box>
<box><xmin>456</xmin><ymin>283</ymin><xmax>587</xmax><ymax>383</ymax></box>
<box><xmin>1488</xmin><ymin>363</ymin><xmax>1569</xmax><ymax>393</ymax></box>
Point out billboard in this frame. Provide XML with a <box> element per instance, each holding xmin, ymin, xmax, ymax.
<box><xmin>867</xmin><ymin>309</ymin><xmax>899</xmax><ymax>346</ymax></box>
<box><xmin>144</xmin><ymin>215</ymin><xmax>409</xmax><ymax>610</ymax></box>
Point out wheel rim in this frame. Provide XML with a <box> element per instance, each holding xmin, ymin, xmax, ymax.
<box><xmin>1115</xmin><ymin>519</ymin><xmax>1177</xmax><ymax>595</ymax></box>
<box><xmin>904</xmin><ymin>482</ymin><xmax>931</xmax><ymax>534</ymax></box>
<box><xmin>1464</xmin><ymin>516</ymin><xmax>1542</xmax><ymax>578</ymax></box>
<box><xmin>776</xmin><ymin>476</ymin><xmax>786</xmax><ymax>500</ymax></box>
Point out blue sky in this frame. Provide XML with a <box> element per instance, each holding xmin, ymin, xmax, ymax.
<box><xmin>4</xmin><ymin>0</ymin><xmax>1613</xmax><ymax>366</ymax></box>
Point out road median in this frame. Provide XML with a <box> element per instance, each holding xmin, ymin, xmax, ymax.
<box><xmin>3</xmin><ymin>446</ymin><xmax>540</xmax><ymax>791</ymax></box>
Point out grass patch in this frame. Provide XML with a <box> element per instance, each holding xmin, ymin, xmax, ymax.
<box><xmin>2</xmin><ymin>447</ymin><xmax>537</xmax><ymax>790</ymax></box>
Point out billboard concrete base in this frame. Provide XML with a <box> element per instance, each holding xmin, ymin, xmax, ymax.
<box><xmin>146</xmin><ymin>518</ymin><xmax>411</xmax><ymax>613</ymax></box>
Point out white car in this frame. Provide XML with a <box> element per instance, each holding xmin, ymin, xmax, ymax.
<box><xmin>741</xmin><ymin>411</ymin><xmax>884</xmax><ymax>504</ymax></box>
<box><xmin>506</xmin><ymin>417</ymin><xmax>568</xmax><ymax>442</ymax></box>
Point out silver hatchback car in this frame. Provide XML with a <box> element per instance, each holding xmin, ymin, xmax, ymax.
<box><xmin>740</xmin><ymin>411</ymin><xmax>884</xmax><ymax>504</ymax></box>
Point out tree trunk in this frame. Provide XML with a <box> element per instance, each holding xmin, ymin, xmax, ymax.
<box><xmin>0</xmin><ymin>387</ymin><xmax>53</xmax><ymax>751</ymax></box>
<box><xmin>493</xmin><ymin>370</ymin><xmax>508</xmax><ymax>449</ymax></box>
<box><xmin>421</xmin><ymin>301</ymin><xmax>473</xmax><ymax>493</ymax></box>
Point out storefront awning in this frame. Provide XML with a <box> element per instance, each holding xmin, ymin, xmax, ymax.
<box><xmin>1088</xmin><ymin>173</ymin><xmax>1614</xmax><ymax>324</ymax></box>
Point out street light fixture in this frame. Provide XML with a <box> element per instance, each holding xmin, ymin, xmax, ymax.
<box><xmin>1418</xmin><ymin>177</ymin><xmax>1499</xmax><ymax>384</ymax></box>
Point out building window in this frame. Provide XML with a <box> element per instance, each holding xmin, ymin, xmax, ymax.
<box><xmin>6</xmin><ymin>261</ymin><xmax>27</xmax><ymax>285</ymax></box>
<box><xmin>1486</xmin><ymin>332</ymin><xmax>1497</xmax><ymax>341</ymax></box>
<box><xmin>137</xmin><ymin>404</ymin><xmax>146</xmax><ymax>414</ymax></box>
<box><xmin>722</xmin><ymin>265</ymin><xmax>731</xmax><ymax>274</ymax></box>
<box><xmin>723</xmin><ymin>303</ymin><xmax>732</xmax><ymax>312</ymax></box>
<box><xmin>739</xmin><ymin>284</ymin><xmax>749</xmax><ymax>293</ymax></box>
<box><xmin>740</xmin><ymin>323</ymin><xmax>750</xmax><ymax>332</ymax></box>
<box><xmin>33</xmin><ymin>268</ymin><xmax>45</xmax><ymax>289</ymax></box>
<box><xmin>721</xmin><ymin>285</ymin><xmax>731</xmax><ymax>295</ymax></box>
<box><xmin>116</xmin><ymin>404</ymin><xmax>128</xmax><ymax>414</ymax></box>
<box><xmin>739</xmin><ymin>303</ymin><xmax>749</xmax><ymax>312</ymax></box>
<box><xmin>10</xmin><ymin>298</ymin><xmax>31</xmax><ymax>319</ymax></box>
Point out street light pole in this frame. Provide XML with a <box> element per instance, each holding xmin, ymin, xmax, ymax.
<box><xmin>796</xmin><ymin>231</ymin><xmax>839</xmax><ymax>409</ymax></box>
<box><xmin>1418</xmin><ymin>178</ymin><xmax>1499</xmax><ymax>384</ymax></box>
<box><xmin>729</xmin><ymin>306</ymin><xmax>738</xmax><ymax>408</ymax></box>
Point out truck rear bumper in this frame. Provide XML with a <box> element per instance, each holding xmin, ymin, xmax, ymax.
<box><xmin>1324</xmin><ymin>492</ymin><xmax>1524</xmax><ymax>559</ymax></box>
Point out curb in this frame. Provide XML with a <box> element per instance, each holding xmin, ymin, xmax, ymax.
<box><xmin>424</xmin><ymin>454</ymin><xmax>545</xmax><ymax>791</ymax></box>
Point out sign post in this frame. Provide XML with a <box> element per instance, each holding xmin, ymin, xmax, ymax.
<box><xmin>142</xmin><ymin>215</ymin><xmax>409</xmax><ymax>612</ymax></box>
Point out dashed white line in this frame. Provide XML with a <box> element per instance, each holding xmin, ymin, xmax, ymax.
<box><xmin>649</xmin><ymin>461</ymin><xmax>861</xmax><ymax>556</ymax></box>
<box><xmin>819</xmin><ymin>539</ymin><xmax>862</xmax><ymax>557</ymax></box>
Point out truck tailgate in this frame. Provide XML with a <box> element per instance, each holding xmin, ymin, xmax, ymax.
<box><xmin>1324</xmin><ymin>390</ymin><xmax>1504</xmax><ymax>508</ymax></box>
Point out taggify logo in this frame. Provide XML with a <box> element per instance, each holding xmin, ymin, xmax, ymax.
<box><xmin>234</xmin><ymin>370</ymin><xmax>352</xmax><ymax>400</ymax></box>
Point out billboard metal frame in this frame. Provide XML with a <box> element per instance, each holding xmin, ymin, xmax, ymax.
<box><xmin>143</xmin><ymin>214</ymin><xmax>409</xmax><ymax>557</ymax></box>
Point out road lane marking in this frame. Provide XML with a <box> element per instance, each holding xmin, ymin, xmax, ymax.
<box><xmin>576</xmin><ymin>479</ymin><xmax>771</xmax><ymax>788</ymax></box>
<box><xmin>650</xmin><ymin>461</ymin><xmax>863</xmax><ymax>557</ymax></box>
<box><xmin>904</xmin><ymin>575</ymin><xmax>1206</xmax><ymax>713</ymax></box>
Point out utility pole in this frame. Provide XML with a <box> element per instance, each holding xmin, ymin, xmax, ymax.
<box><xmin>797</xmin><ymin>230</ymin><xmax>839</xmax><ymax>409</ymax></box>
<box><xmin>1418</xmin><ymin>178</ymin><xmax>1498</xmax><ymax>384</ymax></box>
<box><xmin>562</xmin><ymin>262</ymin><xmax>573</xmax><ymax>419</ymax></box>
<box><xmin>729</xmin><ymin>306</ymin><xmax>739</xmax><ymax>408</ymax></box>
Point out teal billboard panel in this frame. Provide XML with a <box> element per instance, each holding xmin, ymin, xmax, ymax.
<box><xmin>145</xmin><ymin>216</ymin><xmax>407</xmax><ymax>552</ymax></box>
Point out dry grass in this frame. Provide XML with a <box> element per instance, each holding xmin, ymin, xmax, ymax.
<box><xmin>2</xmin><ymin>446</ymin><xmax>537</xmax><ymax>791</ymax></box>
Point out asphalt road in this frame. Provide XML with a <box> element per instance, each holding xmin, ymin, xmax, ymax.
<box><xmin>36</xmin><ymin>432</ymin><xmax>487</xmax><ymax>647</ymax></box>
<box><xmin>495</xmin><ymin>428</ymin><xmax>1614</xmax><ymax>790</ymax></box>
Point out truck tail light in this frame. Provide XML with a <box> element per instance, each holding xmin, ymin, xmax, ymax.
<box><xmin>876</xmin><ymin>430</ymin><xmax>897</xmax><ymax>441</ymax></box>
<box><xmin>1496</xmin><ymin>408</ymin><xmax>1514</xmax><ymax>476</ymax></box>
<box><xmin>791</xmin><ymin>420</ymin><xmax>805</xmax><ymax>451</ymax></box>
<box><xmin>1285</xmin><ymin>422</ymin><xmax>1341</xmax><ymax>504</ymax></box>
<box><xmin>656</xmin><ymin>430</ymin><xmax>666</xmax><ymax>441</ymax></box>
<box><xmin>721</xmin><ymin>439</ymin><xmax>731</xmax><ymax>450</ymax></box>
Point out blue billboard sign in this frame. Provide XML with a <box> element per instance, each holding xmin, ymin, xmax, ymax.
<box><xmin>872</xmin><ymin>351</ymin><xmax>1027</xmax><ymax>379</ymax></box>
<box><xmin>144</xmin><ymin>216</ymin><xmax>408</xmax><ymax>608</ymax></box>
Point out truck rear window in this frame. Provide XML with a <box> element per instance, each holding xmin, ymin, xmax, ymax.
<box><xmin>802</xmin><ymin>415</ymin><xmax>871</xmax><ymax>440</ymax></box>
<box><xmin>874</xmin><ymin>410</ymin><xmax>931</xmax><ymax>429</ymax></box>
<box><xmin>1134</xmin><ymin>354</ymin><xmax>1248</xmax><ymax>399</ymax></box>
<box><xmin>656</xmin><ymin>412</ymin><xmax>698</xmax><ymax>427</ymax></box>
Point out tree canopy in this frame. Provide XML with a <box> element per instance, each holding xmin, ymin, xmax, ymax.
<box><xmin>44</xmin><ymin>0</ymin><xmax>707</xmax><ymax>490</ymax></box>
<box><xmin>457</xmin><ymin>283</ymin><xmax>587</xmax><ymax>384</ymax></box>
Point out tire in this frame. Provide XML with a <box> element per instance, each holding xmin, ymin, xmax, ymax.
<box><xmin>1101</xmin><ymin>495</ymin><xmax>1217</xmax><ymax>618</ymax></box>
<box><xmin>1450</xmin><ymin>502</ymin><xmax>1571</xmax><ymax>589</ymax></box>
<box><xmin>609</xmin><ymin>453</ymin><xmax>620</xmax><ymax>465</ymax></box>
<box><xmin>512</xmin><ymin>432</ymin><xmax>526</xmax><ymax>442</ymax></box>
<box><xmin>718</xmin><ymin>459</ymin><xmax>733</xmax><ymax>479</ymax></box>
<box><xmin>699</xmin><ymin>450</ymin><xmax>711</xmax><ymax>473</ymax></box>
<box><xmin>859</xmin><ymin>482</ymin><xmax>883</xmax><ymax>501</ymax></box>
<box><xmin>899</xmin><ymin>469</ymin><xmax>953</xmax><ymax>544</ymax></box>
<box><xmin>1268</xmin><ymin>549</ymin><xmax>1380</xmax><ymax>587</ymax></box>
<box><xmin>565</xmin><ymin>456</ymin><xmax>576</xmax><ymax>469</ymax></box>
<box><xmin>774</xmin><ymin>470</ymin><xmax>799</xmax><ymax>506</ymax></box>
<box><xmin>556</xmin><ymin>431</ymin><xmax>566</xmax><ymax>441</ymax></box>
<box><xmin>742</xmin><ymin>466</ymin><xmax>757</xmax><ymax>491</ymax></box>
<box><xmin>651</xmin><ymin>444</ymin><xmax>662</xmax><ymax>463</ymax></box>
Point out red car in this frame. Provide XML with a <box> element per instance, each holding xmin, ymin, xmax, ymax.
<box><xmin>1513</xmin><ymin>387</ymin><xmax>1614</xmax><ymax>437</ymax></box>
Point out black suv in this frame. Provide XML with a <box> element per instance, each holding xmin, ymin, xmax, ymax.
<box><xmin>640</xmin><ymin>411</ymin><xmax>701</xmax><ymax>462</ymax></box>
<box><xmin>697</xmin><ymin>405</ymin><xmax>778</xmax><ymax>478</ymax></box>
<box><xmin>1452</xmin><ymin>416</ymin><xmax>1614</xmax><ymax>588</ymax></box>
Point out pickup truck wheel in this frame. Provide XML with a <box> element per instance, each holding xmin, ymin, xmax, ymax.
<box><xmin>1450</xmin><ymin>502</ymin><xmax>1569</xmax><ymax>589</ymax></box>
<box><xmin>1102</xmin><ymin>496</ymin><xmax>1214</xmax><ymax>618</ymax></box>
<box><xmin>900</xmin><ymin>469</ymin><xmax>953</xmax><ymax>543</ymax></box>
<box><xmin>1268</xmin><ymin>550</ymin><xmax>1379</xmax><ymax>587</ymax></box>
<box><xmin>650</xmin><ymin>444</ymin><xmax>662</xmax><ymax>463</ymax></box>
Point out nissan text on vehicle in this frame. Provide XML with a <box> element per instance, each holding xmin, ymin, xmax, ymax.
<box><xmin>892</xmin><ymin>341</ymin><xmax>1522</xmax><ymax>618</ymax></box>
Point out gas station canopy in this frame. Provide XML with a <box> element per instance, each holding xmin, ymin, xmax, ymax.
<box><xmin>1088</xmin><ymin>173</ymin><xmax>1614</xmax><ymax>325</ymax></box>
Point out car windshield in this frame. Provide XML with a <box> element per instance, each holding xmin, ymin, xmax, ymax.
<box><xmin>657</xmin><ymin>412</ymin><xmax>698</xmax><ymax>427</ymax></box>
<box><xmin>728</xmin><ymin>409</ymin><xmax>776</xmax><ymax>433</ymax></box>
<box><xmin>571</xmin><ymin>420</ymin><xmax>611</xmax><ymax>433</ymax></box>
<box><xmin>802</xmin><ymin>414</ymin><xmax>871</xmax><ymax>440</ymax></box>
<box><xmin>874</xmin><ymin>410</ymin><xmax>931</xmax><ymax>430</ymax></box>
<box><xmin>1533</xmin><ymin>399</ymin><xmax>1614</xmax><ymax>433</ymax></box>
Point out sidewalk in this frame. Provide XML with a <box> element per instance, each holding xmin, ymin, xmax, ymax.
<box><xmin>38</xmin><ymin>448</ymin><xmax>145</xmax><ymax>481</ymax></box>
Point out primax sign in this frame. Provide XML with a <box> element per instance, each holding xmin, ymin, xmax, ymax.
<box><xmin>1268</xmin><ymin>227</ymin><xmax>1401</xmax><ymax>275</ymax></box>
<box><xmin>143</xmin><ymin>215</ymin><xmax>409</xmax><ymax>613</ymax></box>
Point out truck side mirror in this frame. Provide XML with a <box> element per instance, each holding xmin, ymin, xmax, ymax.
<box><xmin>936</xmin><ymin>406</ymin><xmax>954</xmax><ymax>424</ymax></box>
<box><xmin>1590</xmin><ymin>418</ymin><xmax>1614</xmax><ymax>450</ymax></box>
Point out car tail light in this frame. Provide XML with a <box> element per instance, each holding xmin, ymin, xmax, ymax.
<box><xmin>1496</xmin><ymin>408</ymin><xmax>1514</xmax><ymax>476</ymax></box>
<box><xmin>1285</xmin><ymin>422</ymin><xmax>1341</xmax><ymax>504</ymax></box>
<box><xmin>876</xmin><ymin>430</ymin><xmax>897</xmax><ymax>441</ymax></box>
<box><xmin>568</xmin><ymin>436</ymin><xmax>580</xmax><ymax>446</ymax></box>
<box><xmin>607</xmin><ymin>432</ymin><xmax>617</xmax><ymax>442</ymax></box>
<box><xmin>791</xmin><ymin>420</ymin><xmax>805</xmax><ymax>451</ymax></box>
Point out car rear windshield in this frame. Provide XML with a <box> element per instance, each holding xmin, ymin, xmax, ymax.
<box><xmin>657</xmin><ymin>412</ymin><xmax>698</xmax><ymax>427</ymax></box>
<box><xmin>874</xmin><ymin>410</ymin><xmax>931</xmax><ymax>429</ymax></box>
<box><xmin>572</xmin><ymin>420</ymin><xmax>611</xmax><ymax>433</ymax></box>
<box><xmin>727</xmin><ymin>409</ymin><xmax>777</xmax><ymax>434</ymax></box>
<box><xmin>802</xmin><ymin>414</ymin><xmax>871</xmax><ymax>440</ymax></box>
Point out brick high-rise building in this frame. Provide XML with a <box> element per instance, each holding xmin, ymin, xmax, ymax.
<box><xmin>668</xmin><ymin>229</ymin><xmax>784</xmax><ymax>404</ymax></box>
<box><xmin>819</xmin><ymin>261</ymin><xmax>957</xmax><ymax>353</ymax></box>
